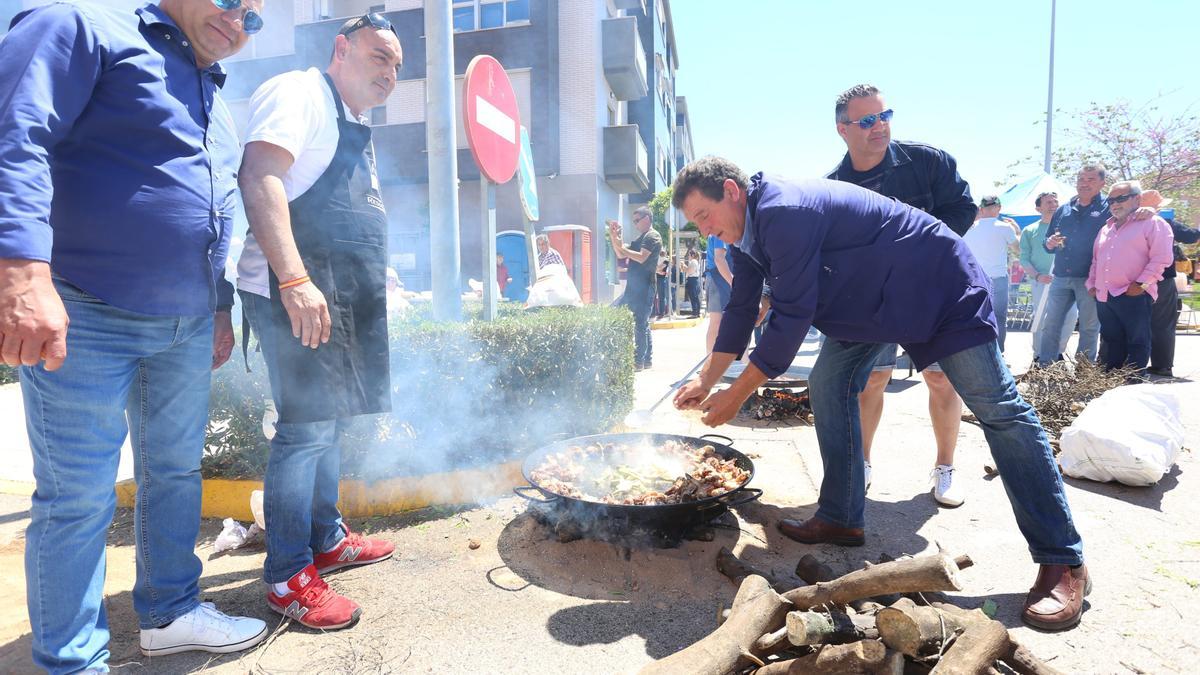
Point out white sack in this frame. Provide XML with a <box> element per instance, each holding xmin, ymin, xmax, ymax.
<box><xmin>1058</xmin><ymin>383</ymin><xmax>1184</xmax><ymax>485</ymax></box>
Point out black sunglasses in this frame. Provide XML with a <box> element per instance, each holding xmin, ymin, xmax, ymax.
<box><xmin>211</xmin><ymin>0</ymin><xmax>263</xmax><ymax>34</ymax></box>
<box><xmin>1109</xmin><ymin>193</ymin><xmax>1139</xmax><ymax>205</ymax></box>
<box><xmin>842</xmin><ymin>109</ymin><xmax>894</xmax><ymax>130</ymax></box>
<box><xmin>340</xmin><ymin>12</ymin><xmax>399</xmax><ymax>39</ymax></box>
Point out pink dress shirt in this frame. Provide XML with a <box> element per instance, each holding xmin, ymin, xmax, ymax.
<box><xmin>1086</xmin><ymin>214</ymin><xmax>1174</xmax><ymax>302</ymax></box>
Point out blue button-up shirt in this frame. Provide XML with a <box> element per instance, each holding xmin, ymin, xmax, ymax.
<box><xmin>716</xmin><ymin>176</ymin><xmax>997</xmax><ymax>377</ymax></box>
<box><xmin>1044</xmin><ymin>195</ymin><xmax>1110</xmax><ymax>279</ymax></box>
<box><xmin>0</xmin><ymin>2</ymin><xmax>237</xmax><ymax>315</ymax></box>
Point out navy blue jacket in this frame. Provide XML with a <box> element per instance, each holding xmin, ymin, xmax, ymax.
<box><xmin>714</xmin><ymin>176</ymin><xmax>997</xmax><ymax>377</ymax></box>
<box><xmin>827</xmin><ymin>141</ymin><xmax>977</xmax><ymax>236</ymax></box>
<box><xmin>1043</xmin><ymin>195</ymin><xmax>1110</xmax><ymax>279</ymax></box>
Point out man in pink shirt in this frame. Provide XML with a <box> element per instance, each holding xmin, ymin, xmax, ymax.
<box><xmin>1087</xmin><ymin>181</ymin><xmax>1174</xmax><ymax>371</ymax></box>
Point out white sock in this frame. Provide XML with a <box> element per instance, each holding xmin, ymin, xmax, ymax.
<box><xmin>271</xmin><ymin>582</ymin><xmax>290</xmax><ymax>596</ymax></box>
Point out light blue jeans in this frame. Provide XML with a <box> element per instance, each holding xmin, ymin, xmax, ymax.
<box><xmin>1037</xmin><ymin>276</ymin><xmax>1099</xmax><ymax>364</ymax></box>
<box><xmin>1030</xmin><ymin>278</ymin><xmax>1076</xmax><ymax>361</ymax></box>
<box><xmin>21</xmin><ymin>278</ymin><xmax>212</xmax><ymax>674</ymax></box>
<box><xmin>240</xmin><ymin>292</ymin><xmax>346</xmax><ymax>583</ymax></box>
<box><xmin>808</xmin><ymin>337</ymin><xmax>1083</xmax><ymax>565</ymax></box>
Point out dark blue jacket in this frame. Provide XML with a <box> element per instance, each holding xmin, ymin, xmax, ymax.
<box><xmin>827</xmin><ymin>140</ymin><xmax>977</xmax><ymax>236</ymax></box>
<box><xmin>714</xmin><ymin>176</ymin><xmax>997</xmax><ymax>377</ymax></box>
<box><xmin>1043</xmin><ymin>195</ymin><xmax>1110</xmax><ymax>279</ymax></box>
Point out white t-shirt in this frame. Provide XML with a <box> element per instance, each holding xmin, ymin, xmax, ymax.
<box><xmin>236</xmin><ymin>68</ymin><xmax>360</xmax><ymax>298</ymax></box>
<box><xmin>962</xmin><ymin>217</ymin><xmax>1018</xmax><ymax>278</ymax></box>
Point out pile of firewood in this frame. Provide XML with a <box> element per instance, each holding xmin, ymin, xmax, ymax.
<box><xmin>741</xmin><ymin>388</ymin><xmax>814</xmax><ymax>424</ymax></box>
<box><xmin>638</xmin><ymin>549</ymin><xmax>1061</xmax><ymax>675</ymax></box>
<box><xmin>1012</xmin><ymin>357</ymin><xmax>1137</xmax><ymax>451</ymax></box>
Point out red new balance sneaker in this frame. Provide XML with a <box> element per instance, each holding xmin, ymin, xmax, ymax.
<box><xmin>266</xmin><ymin>564</ymin><xmax>361</xmax><ymax>630</ymax></box>
<box><xmin>313</xmin><ymin>525</ymin><xmax>395</xmax><ymax>574</ymax></box>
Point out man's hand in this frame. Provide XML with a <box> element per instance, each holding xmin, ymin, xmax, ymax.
<box><xmin>212</xmin><ymin>310</ymin><xmax>234</xmax><ymax>370</ymax></box>
<box><xmin>1046</xmin><ymin>233</ymin><xmax>1067</xmax><ymax>250</ymax></box>
<box><xmin>1132</xmin><ymin>206</ymin><xmax>1156</xmax><ymax>221</ymax></box>
<box><xmin>757</xmin><ymin>295</ymin><xmax>771</xmax><ymax>326</ymax></box>
<box><xmin>1037</xmin><ymin>274</ymin><xmax>1053</xmax><ymax>284</ymax></box>
<box><xmin>1125</xmin><ymin>284</ymin><xmax>1146</xmax><ymax>297</ymax></box>
<box><xmin>1088</xmin><ymin>287</ymin><xmax>1097</xmax><ymax>298</ymax></box>
<box><xmin>281</xmin><ymin>281</ymin><xmax>331</xmax><ymax>349</ymax></box>
<box><xmin>0</xmin><ymin>260</ymin><xmax>68</xmax><ymax>370</ymax></box>
<box><xmin>699</xmin><ymin>387</ymin><xmax>748</xmax><ymax>427</ymax></box>
<box><xmin>673</xmin><ymin>377</ymin><xmax>711</xmax><ymax>410</ymax></box>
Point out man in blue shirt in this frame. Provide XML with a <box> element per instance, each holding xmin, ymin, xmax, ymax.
<box><xmin>0</xmin><ymin>1</ymin><xmax>268</xmax><ymax>671</ymax></box>
<box><xmin>672</xmin><ymin>157</ymin><xmax>1089</xmax><ymax>632</ymax></box>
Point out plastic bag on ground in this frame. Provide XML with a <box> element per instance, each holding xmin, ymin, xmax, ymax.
<box><xmin>1058</xmin><ymin>383</ymin><xmax>1184</xmax><ymax>486</ymax></box>
<box><xmin>213</xmin><ymin>518</ymin><xmax>249</xmax><ymax>553</ymax></box>
<box><xmin>525</xmin><ymin>263</ymin><xmax>582</xmax><ymax>308</ymax></box>
<box><xmin>250</xmin><ymin>489</ymin><xmax>266</xmax><ymax>531</ymax></box>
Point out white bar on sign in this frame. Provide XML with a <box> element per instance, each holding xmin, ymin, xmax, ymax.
<box><xmin>475</xmin><ymin>95</ymin><xmax>516</xmax><ymax>144</ymax></box>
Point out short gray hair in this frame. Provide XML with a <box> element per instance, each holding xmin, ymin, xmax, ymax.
<box><xmin>1110</xmin><ymin>179</ymin><xmax>1142</xmax><ymax>195</ymax></box>
<box><xmin>672</xmin><ymin>156</ymin><xmax>748</xmax><ymax>209</ymax></box>
<box><xmin>535</xmin><ymin>234</ymin><xmax>550</xmax><ymax>244</ymax></box>
<box><xmin>1079</xmin><ymin>163</ymin><xmax>1107</xmax><ymax>181</ymax></box>
<box><xmin>633</xmin><ymin>206</ymin><xmax>651</xmax><ymax>220</ymax></box>
<box><xmin>835</xmin><ymin>84</ymin><xmax>881</xmax><ymax>123</ymax></box>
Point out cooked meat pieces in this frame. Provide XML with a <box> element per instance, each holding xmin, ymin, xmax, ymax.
<box><xmin>531</xmin><ymin>442</ymin><xmax>749</xmax><ymax>505</ymax></box>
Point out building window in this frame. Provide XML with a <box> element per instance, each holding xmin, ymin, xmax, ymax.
<box><xmin>452</xmin><ymin>0</ymin><xmax>530</xmax><ymax>33</ymax></box>
<box><xmin>371</xmin><ymin>106</ymin><xmax>387</xmax><ymax>126</ymax></box>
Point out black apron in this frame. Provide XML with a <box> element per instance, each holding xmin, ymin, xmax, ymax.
<box><xmin>265</xmin><ymin>74</ymin><xmax>391</xmax><ymax>424</ymax></box>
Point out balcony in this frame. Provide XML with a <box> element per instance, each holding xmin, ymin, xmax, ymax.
<box><xmin>612</xmin><ymin>0</ymin><xmax>646</xmax><ymax>11</ymax></box>
<box><xmin>603</xmin><ymin>124</ymin><xmax>649</xmax><ymax>194</ymax></box>
<box><xmin>601</xmin><ymin>17</ymin><xmax>648</xmax><ymax>101</ymax></box>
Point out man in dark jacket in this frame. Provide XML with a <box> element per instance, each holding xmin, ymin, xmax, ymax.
<box><xmin>826</xmin><ymin>84</ymin><xmax>978</xmax><ymax>507</ymax></box>
<box><xmin>672</xmin><ymin>157</ymin><xmax>1089</xmax><ymax>632</ymax></box>
<box><xmin>1140</xmin><ymin>192</ymin><xmax>1200</xmax><ymax>376</ymax></box>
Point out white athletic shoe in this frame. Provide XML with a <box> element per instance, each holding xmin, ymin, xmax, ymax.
<box><xmin>140</xmin><ymin>602</ymin><xmax>267</xmax><ymax>657</ymax></box>
<box><xmin>931</xmin><ymin>464</ymin><xmax>965</xmax><ymax>507</ymax></box>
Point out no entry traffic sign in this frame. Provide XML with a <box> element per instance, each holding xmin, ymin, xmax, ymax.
<box><xmin>463</xmin><ymin>55</ymin><xmax>521</xmax><ymax>184</ymax></box>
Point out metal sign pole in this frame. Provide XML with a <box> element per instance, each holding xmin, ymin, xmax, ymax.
<box><xmin>481</xmin><ymin>177</ymin><xmax>497</xmax><ymax>319</ymax></box>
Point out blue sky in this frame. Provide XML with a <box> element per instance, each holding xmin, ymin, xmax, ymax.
<box><xmin>672</xmin><ymin>0</ymin><xmax>1199</xmax><ymax>194</ymax></box>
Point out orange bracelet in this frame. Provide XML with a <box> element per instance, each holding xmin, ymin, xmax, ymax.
<box><xmin>278</xmin><ymin>275</ymin><xmax>310</xmax><ymax>290</ymax></box>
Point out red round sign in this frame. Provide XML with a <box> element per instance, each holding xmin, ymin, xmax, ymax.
<box><xmin>463</xmin><ymin>55</ymin><xmax>521</xmax><ymax>184</ymax></box>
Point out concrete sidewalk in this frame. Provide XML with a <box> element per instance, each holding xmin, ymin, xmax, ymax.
<box><xmin>0</xmin><ymin>325</ymin><xmax>1197</xmax><ymax>673</ymax></box>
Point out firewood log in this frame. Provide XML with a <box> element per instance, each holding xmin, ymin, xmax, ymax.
<box><xmin>753</xmin><ymin>641</ymin><xmax>904</xmax><ymax>674</ymax></box>
<box><xmin>875</xmin><ymin>597</ymin><xmax>976</xmax><ymax>658</ymax></box>
<box><xmin>639</xmin><ymin>575</ymin><xmax>789</xmax><ymax>675</ymax></box>
<box><xmin>928</xmin><ymin>603</ymin><xmax>1064</xmax><ymax>675</ymax></box>
<box><xmin>786</xmin><ymin>608</ymin><xmax>878</xmax><ymax>646</ymax></box>
<box><xmin>782</xmin><ymin>551</ymin><xmax>963</xmax><ymax>610</ymax></box>
<box><xmin>752</xmin><ymin>626</ymin><xmax>790</xmax><ymax>654</ymax></box>
<box><xmin>935</xmin><ymin>619</ymin><xmax>1011</xmax><ymax>675</ymax></box>
<box><xmin>716</xmin><ymin>546</ymin><xmax>795</xmax><ymax>593</ymax></box>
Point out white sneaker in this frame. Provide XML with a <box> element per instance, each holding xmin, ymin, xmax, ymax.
<box><xmin>931</xmin><ymin>464</ymin><xmax>965</xmax><ymax>507</ymax></box>
<box><xmin>140</xmin><ymin>602</ymin><xmax>268</xmax><ymax>657</ymax></box>
<box><xmin>864</xmin><ymin>461</ymin><xmax>873</xmax><ymax>491</ymax></box>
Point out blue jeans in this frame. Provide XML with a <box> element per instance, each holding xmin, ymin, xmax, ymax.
<box><xmin>989</xmin><ymin>276</ymin><xmax>1009</xmax><ymax>352</ymax></box>
<box><xmin>241</xmin><ymin>292</ymin><xmax>346</xmax><ymax>583</ymax></box>
<box><xmin>625</xmin><ymin>285</ymin><xmax>653</xmax><ymax>366</ymax></box>
<box><xmin>1096</xmin><ymin>292</ymin><xmax>1153</xmax><ymax>370</ymax></box>
<box><xmin>1030</xmin><ymin>278</ymin><xmax>1075</xmax><ymax>360</ymax></box>
<box><xmin>21</xmin><ymin>278</ymin><xmax>212</xmax><ymax>674</ymax></box>
<box><xmin>1037</xmin><ymin>276</ymin><xmax>1099</xmax><ymax>364</ymax></box>
<box><xmin>809</xmin><ymin>338</ymin><xmax>1083</xmax><ymax>565</ymax></box>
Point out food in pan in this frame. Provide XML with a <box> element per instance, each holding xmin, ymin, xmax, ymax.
<box><xmin>529</xmin><ymin>440</ymin><xmax>749</xmax><ymax>505</ymax></box>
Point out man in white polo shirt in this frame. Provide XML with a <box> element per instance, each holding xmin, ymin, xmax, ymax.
<box><xmin>236</xmin><ymin>12</ymin><xmax>403</xmax><ymax>631</ymax></box>
<box><xmin>962</xmin><ymin>195</ymin><xmax>1020</xmax><ymax>352</ymax></box>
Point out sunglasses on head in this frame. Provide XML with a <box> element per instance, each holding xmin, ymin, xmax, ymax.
<box><xmin>1109</xmin><ymin>193</ymin><xmax>1139</xmax><ymax>205</ymax></box>
<box><xmin>211</xmin><ymin>0</ymin><xmax>263</xmax><ymax>34</ymax></box>
<box><xmin>340</xmin><ymin>12</ymin><xmax>399</xmax><ymax>38</ymax></box>
<box><xmin>843</xmin><ymin>108</ymin><xmax>894</xmax><ymax>130</ymax></box>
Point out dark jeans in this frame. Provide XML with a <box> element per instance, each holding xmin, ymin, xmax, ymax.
<box><xmin>1096</xmin><ymin>292</ymin><xmax>1153</xmax><ymax>371</ymax></box>
<box><xmin>1150</xmin><ymin>277</ymin><xmax>1180</xmax><ymax>371</ymax></box>
<box><xmin>627</xmin><ymin>284</ymin><xmax>654</xmax><ymax>365</ymax></box>
<box><xmin>808</xmin><ymin>337</ymin><xmax>1082</xmax><ymax>564</ymax></box>
<box><xmin>655</xmin><ymin>275</ymin><xmax>669</xmax><ymax>316</ymax></box>
<box><xmin>684</xmin><ymin>277</ymin><xmax>701</xmax><ymax>317</ymax></box>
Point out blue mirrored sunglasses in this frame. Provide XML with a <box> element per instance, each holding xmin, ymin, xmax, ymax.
<box><xmin>844</xmin><ymin>108</ymin><xmax>894</xmax><ymax>130</ymax></box>
<box><xmin>340</xmin><ymin>12</ymin><xmax>399</xmax><ymax>39</ymax></box>
<box><xmin>211</xmin><ymin>0</ymin><xmax>264</xmax><ymax>34</ymax></box>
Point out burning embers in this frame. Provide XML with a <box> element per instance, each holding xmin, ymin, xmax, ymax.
<box><xmin>742</xmin><ymin>387</ymin><xmax>813</xmax><ymax>423</ymax></box>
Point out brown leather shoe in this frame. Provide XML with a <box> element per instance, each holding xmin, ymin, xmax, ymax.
<box><xmin>777</xmin><ymin>516</ymin><xmax>865</xmax><ymax>547</ymax></box>
<box><xmin>1022</xmin><ymin>564</ymin><xmax>1091</xmax><ymax>630</ymax></box>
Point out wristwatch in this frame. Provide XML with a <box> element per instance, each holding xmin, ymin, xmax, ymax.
<box><xmin>1139</xmin><ymin>282</ymin><xmax>1153</xmax><ymax>292</ymax></box>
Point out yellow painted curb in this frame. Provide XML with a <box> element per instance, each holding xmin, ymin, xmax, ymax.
<box><xmin>652</xmin><ymin>316</ymin><xmax>704</xmax><ymax>330</ymax></box>
<box><xmin>115</xmin><ymin>460</ymin><xmax>528</xmax><ymax>520</ymax></box>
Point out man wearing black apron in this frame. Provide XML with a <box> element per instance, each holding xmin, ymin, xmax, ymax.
<box><xmin>236</xmin><ymin>14</ymin><xmax>403</xmax><ymax>630</ymax></box>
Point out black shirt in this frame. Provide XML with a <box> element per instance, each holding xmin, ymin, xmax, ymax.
<box><xmin>626</xmin><ymin>228</ymin><xmax>663</xmax><ymax>292</ymax></box>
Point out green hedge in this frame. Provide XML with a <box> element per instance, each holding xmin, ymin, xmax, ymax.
<box><xmin>0</xmin><ymin>365</ymin><xmax>16</xmax><ymax>386</ymax></box>
<box><xmin>202</xmin><ymin>303</ymin><xmax>634</xmax><ymax>479</ymax></box>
